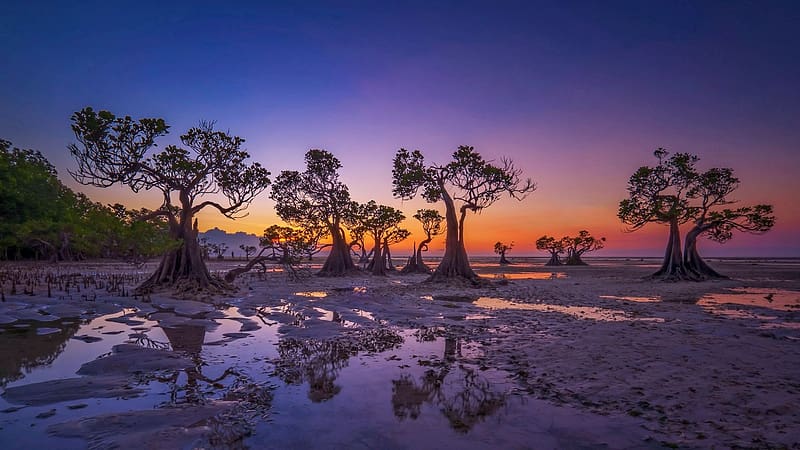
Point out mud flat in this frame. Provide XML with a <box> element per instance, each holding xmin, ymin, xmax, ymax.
<box><xmin>0</xmin><ymin>258</ymin><xmax>798</xmax><ymax>448</ymax></box>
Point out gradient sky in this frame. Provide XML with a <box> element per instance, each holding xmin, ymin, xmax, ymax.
<box><xmin>2</xmin><ymin>1</ymin><xmax>798</xmax><ymax>256</ymax></box>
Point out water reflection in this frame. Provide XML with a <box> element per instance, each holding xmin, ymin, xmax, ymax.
<box><xmin>598</xmin><ymin>295</ymin><xmax>660</xmax><ymax>303</ymax></box>
<box><xmin>294</xmin><ymin>291</ymin><xmax>328</xmax><ymax>298</ymax></box>
<box><xmin>273</xmin><ymin>329</ymin><xmax>404</xmax><ymax>402</ymax></box>
<box><xmin>391</xmin><ymin>334</ymin><xmax>506</xmax><ymax>432</ymax></box>
<box><xmin>699</xmin><ymin>288</ymin><xmax>800</xmax><ymax>311</ymax></box>
<box><xmin>493</xmin><ymin>272</ymin><xmax>568</xmax><ymax>280</ymax></box>
<box><xmin>474</xmin><ymin>297</ymin><xmax>664</xmax><ymax>322</ymax></box>
<box><xmin>0</xmin><ymin>320</ymin><xmax>80</xmax><ymax>387</ymax></box>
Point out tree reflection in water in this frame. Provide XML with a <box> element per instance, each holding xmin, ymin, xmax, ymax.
<box><xmin>0</xmin><ymin>320</ymin><xmax>80</xmax><ymax>387</ymax></box>
<box><xmin>273</xmin><ymin>329</ymin><xmax>404</xmax><ymax>402</ymax></box>
<box><xmin>130</xmin><ymin>321</ymin><xmax>271</xmax><ymax>413</ymax></box>
<box><xmin>391</xmin><ymin>333</ymin><xmax>506</xmax><ymax>433</ymax></box>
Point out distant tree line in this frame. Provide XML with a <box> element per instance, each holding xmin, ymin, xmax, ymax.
<box><xmin>0</xmin><ymin>139</ymin><xmax>171</xmax><ymax>263</ymax></box>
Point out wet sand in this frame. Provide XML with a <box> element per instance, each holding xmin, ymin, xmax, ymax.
<box><xmin>1</xmin><ymin>258</ymin><xmax>798</xmax><ymax>448</ymax></box>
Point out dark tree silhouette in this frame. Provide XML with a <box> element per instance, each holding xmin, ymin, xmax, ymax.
<box><xmin>683</xmin><ymin>168</ymin><xmax>774</xmax><ymax>278</ymax></box>
<box><xmin>401</xmin><ymin>209</ymin><xmax>444</xmax><ymax>274</ymax></box>
<box><xmin>224</xmin><ymin>224</ymin><xmax>319</xmax><ymax>282</ymax></box>
<box><xmin>348</xmin><ymin>225</ymin><xmax>371</xmax><ymax>266</ymax></box>
<box><xmin>392</xmin><ymin>146</ymin><xmax>535</xmax><ymax>282</ymax></box>
<box><xmin>618</xmin><ymin>149</ymin><xmax>698</xmax><ymax>280</ymax></box>
<box><xmin>494</xmin><ymin>241</ymin><xmax>513</xmax><ymax>265</ymax></box>
<box><xmin>620</xmin><ymin>149</ymin><xmax>775</xmax><ymax>281</ymax></box>
<box><xmin>380</xmin><ymin>225</ymin><xmax>410</xmax><ymax>272</ymax></box>
<box><xmin>563</xmin><ymin>231</ymin><xmax>605</xmax><ymax>265</ymax></box>
<box><xmin>536</xmin><ymin>235</ymin><xmax>566</xmax><ymax>266</ymax></box>
<box><xmin>270</xmin><ymin>150</ymin><xmax>357</xmax><ymax>276</ymax></box>
<box><xmin>239</xmin><ymin>244</ymin><xmax>257</xmax><ymax>260</ymax></box>
<box><xmin>68</xmin><ymin>108</ymin><xmax>270</xmax><ymax>292</ymax></box>
<box><xmin>349</xmin><ymin>201</ymin><xmax>406</xmax><ymax>276</ymax></box>
<box><xmin>390</xmin><ymin>336</ymin><xmax>506</xmax><ymax>432</ymax></box>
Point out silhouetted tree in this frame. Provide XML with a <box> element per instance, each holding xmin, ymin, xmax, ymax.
<box><xmin>348</xmin><ymin>226</ymin><xmax>371</xmax><ymax>267</ymax></box>
<box><xmin>683</xmin><ymin>168</ymin><xmax>774</xmax><ymax>278</ymax></box>
<box><xmin>620</xmin><ymin>149</ymin><xmax>775</xmax><ymax>281</ymax></box>
<box><xmin>270</xmin><ymin>150</ymin><xmax>357</xmax><ymax>276</ymax></box>
<box><xmin>239</xmin><ymin>244</ymin><xmax>257</xmax><ymax>260</ymax></box>
<box><xmin>563</xmin><ymin>231</ymin><xmax>605</xmax><ymax>265</ymax></box>
<box><xmin>224</xmin><ymin>224</ymin><xmax>319</xmax><ymax>282</ymax></box>
<box><xmin>69</xmin><ymin>108</ymin><xmax>270</xmax><ymax>292</ymax></box>
<box><xmin>494</xmin><ymin>241</ymin><xmax>513</xmax><ymax>265</ymax></box>
<box><xmin>536</xmin><ymin>235</ymin><xmax>566</xmax><ymax>266</ymax></box>
<box><xmin>211</xmin><ymin>242</ymin><xmax>229</xmax><ymax>259</ymax></box>
<box><xmin>401</xmin><ymin>209</ymin><xmax>444</xmax><ymax>274</ymax></box>
<box><xmin>618</xmin><ymin>149</ymin><xmax>697</xmax><ymax>280</ymax></box>
<box><xmin>349</xmin><ymin>201</ymin><xmax>406</xmax><ymax>275</ymax></box>
<box><xmin>393</xmin><ymin>146</ymin><xmax>535</xmax><ymax>282</ymax></box>
<box><xmin>381</xmin><ymin>225</ymin><xmax>410</xmax><ymax>272</ymax></box>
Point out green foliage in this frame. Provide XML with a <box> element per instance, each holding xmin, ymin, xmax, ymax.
<box><xmin>270</xmin><ymin>149</ymin><xmax>356</xmax><ymax>236</ymax></box>
<box><xmin>619</xmin><ymin>148</ymin><xmax>775</xmax><ymax>242</ymax></box>
<box><xmin>393</xmin><ymin>146</ymin><xmax>535</xmax><ymax>211</ymax></box>
<box><xmin>260</xmin><ymin>224</ymin><xmax>320</xmax><ymax>263</ymax></box>
<box><xmin>0</xmin><ymin>139</ymin><xmax>171</xmax><ymax>261</ymax></box>
<box><xmin>618</xmin><ymin>148</ymin><xmax>699</xmax><ymax>229</ymax></box>
<box><xmin>70</xmin><ymin>107</ymin><xmax>271</xmax><ymax>223</ymax></box>
<box><xmin>349</xmin><ymin>201</ymin><xmax>406</xmax><ymax>248</ymax></box>
<box><xmin>413</xmin><ymin>209</ymin><xmax>444</xmax><ymax>239</ymax></box>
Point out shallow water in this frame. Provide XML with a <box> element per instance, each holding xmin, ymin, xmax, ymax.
<box><xmin>0</xmin><ymin>299</ymin><xmax>652</xmax><ymax>448</ymax></box>
<box><xmin>474</xmin><ymin>297</ymin><xmax>664</xmax><ymax>323</ymax></box>
<box><xmin>697</xmin><ymin>288</ymin><xmax>800</xmax><ymax>329</ymax></box>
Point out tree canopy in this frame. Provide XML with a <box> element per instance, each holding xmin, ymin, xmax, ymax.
<box><xmin>494</xmin><ymin>241</ymin><xmax>513</xmax><ymax>265</ymax></box>
<box><xmin>392</xmin><ymin>146</ymin><xmax>535</xmax><ymax>281</ymax></box>
<box><xmin>69</xmin><ymin>107</ymin><xmax>271</xmax><ymax>292</ymax></box>
<box><xmin>1</xmin><ymin>139</ymin><xmax>170</xmax><ymax>263</ymax></box>
<box><xmin>563</xmin><ymin>231</ymin><xmax>606</xmax><ymax>265</ymax></box>
<box><xmin>536</xmin><ymin>235</ymin><xmax>566</xmax><ymax>266</ymax></box>
<box><xmin>401</xmin><ymin>209</ymin><xmax>444</xmax><ymax>274</ymax></box>
<box><xmin>620</xmin><ymin>148</ymin><xmax>774</xmax><ymax>280</ymax></box>
<box><xmin>270</xmin><ymin>149</ymin><xmax>357</xmax><ymax>276</ymax></box>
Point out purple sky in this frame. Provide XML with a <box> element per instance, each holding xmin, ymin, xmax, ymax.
<box><xmin>1</xmin><ymin>1</ymin><xmax>798</xmax><ymax>256</ymax></box>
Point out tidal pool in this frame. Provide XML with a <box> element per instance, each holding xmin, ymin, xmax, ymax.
<box><xmin>474</xmin><ymin>297</ymin><xmax>664</xmax><ymax>323</ymax></box>
<box><xmin>0</xmin><ymin>300</ymin><xmax>651</xmax><ymax>449</ymax></box>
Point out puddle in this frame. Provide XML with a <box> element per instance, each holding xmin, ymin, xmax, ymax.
<box><xmin>474</xmin><ymin>297</ymin><xmax>664</xmax><ymax>322</ymax></box>
<box><xmin>696</xmin><ymin>288</ymin><xmax>800</xmax><ymax>330</ymax></box>
<box><xmin>491</xmin><ymin>272</ymin><xmax>569</xmax><ymax>280</ymax></box>
<box><xmin>698</xmin><ymin>288</ymin><xmax>800</xmax><ymax>311</ymax></box>
<box><xmin>294</xmin><ymin>291</ymin><xmax>328</xmax><ymax>298</ymax></box>
<box><xmin>599</xmin><ymin>295</ymin><xmax>661</xmax><ymax>303</ymax></box>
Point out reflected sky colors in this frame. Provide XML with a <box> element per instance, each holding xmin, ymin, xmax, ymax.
<box><xmin>1</xmin><ymin>1</ymin><xmax>798</xmax><ymax>256</ymax></box>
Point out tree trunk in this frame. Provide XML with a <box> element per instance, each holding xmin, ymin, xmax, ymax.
<box><xmin>498</xmin><ymin>251</ymin><xmax>511</xmax><ymax>265</ymax></box>
<box><xmin>369</xmin><ymin>236</ymin><xmax>387</xmax><ymax>276</ymax></box>
<box><xmin>544</xmin><ymin>252</ymin><xmax>561</xmax><ymax>266</ymax></box>
<box><xmin>684</xmin><ymin>225</ymin><xmax>727</xmax><ymax>279</ymax></box>
<box><xmin>319</xmin><ymin>225</ymin><xmax>356</xmax><ymax>276</ymax></box>
<box><xmin>401</xmin><ymin>239</ymin><xmax>432</xmax><ymax>274</ymax></box>
<box><xmin>384</xmin><ymin>242</ymin><xmax>396</xmax><ymax>271</ymax></box>
<box><xmin>137</xmin><ymin>208</ymin><xmax>227</xmax><ymax>294</ymax></box>
<box><xmin>651</xmin><ymin>218</ymin><xmax>696</xmax><ymax>281</ymax></box>
<box><xmin>565</xmin><ymin>251</ymin><xmax>588</xmax><ymax>266</ymax></box>
<box><xmin>430</xmin><ymin>188</ymin><xmax>478</xmax><ymax>282</ymax></box>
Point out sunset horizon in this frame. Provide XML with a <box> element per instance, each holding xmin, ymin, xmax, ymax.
<box><xmin>3</xmin><ymin>2</ymin><xmax>797</xmax><ymax>258</ymax></box>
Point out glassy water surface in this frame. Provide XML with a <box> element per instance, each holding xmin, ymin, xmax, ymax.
<box><xmin>0</xmin><ymin>295</ymin><xmax>652</xmax><ymax>449</ymax></box>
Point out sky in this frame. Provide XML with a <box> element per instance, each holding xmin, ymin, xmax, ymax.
<box><xmin>1</xmin><ymin>0</ymin><xmax>798</xmax><ymax>256</ymax></box>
